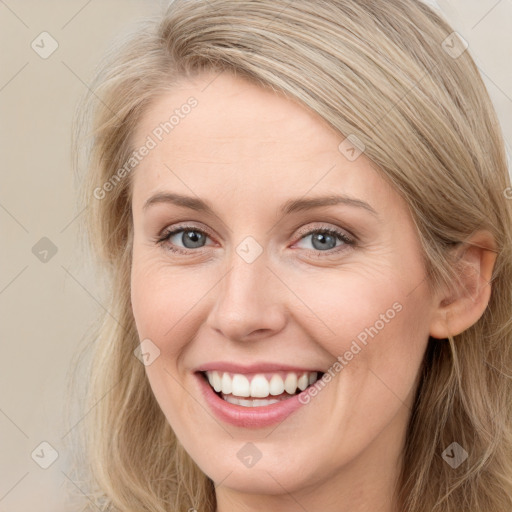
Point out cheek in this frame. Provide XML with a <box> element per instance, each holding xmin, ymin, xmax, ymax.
<box><xmin>300</xmin><ymin>260</ymin><xmax>430</xmax><ymax>404</ymax></box>
<box><xmin>294</xmin><ymin>264</ymin><xmax>416</xmax><ymax>349</ymax></box>
<box><xmin>130</xmin><ymin>254</ymin><xmax>205</xmax><ymax>432</ymax></box>
<box><xmin>130</xmin><ymin>252</ymin><xmax>204</xmax><ymax>349</ymax></box>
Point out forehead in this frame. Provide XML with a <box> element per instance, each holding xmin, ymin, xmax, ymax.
<box><xmin>130</xmin><ymin>71</ymin><xmax>400</xmax><ymax>217</ymax></box>
<box><xmin>134</xmin><ymin>72</ymin><xmax>340</xmax><ymax>157</ymax></box>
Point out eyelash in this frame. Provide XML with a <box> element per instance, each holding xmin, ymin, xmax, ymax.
<box><xmin>155</xmin><ymin>223</ymin><xmax>356</xmax><ymax>256</ymax></box>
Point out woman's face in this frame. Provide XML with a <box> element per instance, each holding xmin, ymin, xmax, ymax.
<box><xmin>130</xmin><ymin>71</ymin><xmax>438</xmax><ymax>501</ymax></box>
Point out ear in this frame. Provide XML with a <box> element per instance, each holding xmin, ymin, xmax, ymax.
<box><xmin>429</xmin><ymin>230</ymin><xmax>498</xmax><ymax>339</ymax></box>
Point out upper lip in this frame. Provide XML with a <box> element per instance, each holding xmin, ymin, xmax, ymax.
<box><xmin>194</xmin><ymin>361</ymin><xmax>325</xmax><ymax>374</ymax></box>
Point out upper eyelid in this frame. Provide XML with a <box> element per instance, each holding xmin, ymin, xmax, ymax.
<box><xmin>295</xmin><ymin>223</ymin><xmax>355</xmax><ymax>241</ymax></box>
<box><xmin>160</xmin><ymin>222</ymin><xmax>215</xmax><ymax>240</ymax></box>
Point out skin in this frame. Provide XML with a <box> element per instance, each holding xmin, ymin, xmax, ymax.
<box><xmin>129</xmin><ymin>70</ymin><xmax>497</xmax><ymax>512</ymax></box>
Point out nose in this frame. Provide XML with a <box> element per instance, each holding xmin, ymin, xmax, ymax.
<box><xmin>205</xmin><ymin>246</ymin><xmax>287</xmax><ymax>342</ymax></box>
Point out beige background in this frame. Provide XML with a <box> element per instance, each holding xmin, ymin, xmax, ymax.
<box><xmin>0</xmin><ymin>0</ymin><xmax>511</xmax><ymax>510</ymax></box>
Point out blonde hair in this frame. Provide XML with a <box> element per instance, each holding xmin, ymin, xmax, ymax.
<box><xmin>66</xmin><ymin>1</ymin><xmax>512</xmax><ymax>510</ymax></box>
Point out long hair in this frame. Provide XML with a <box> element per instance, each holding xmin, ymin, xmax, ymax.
<box><xmin>66</xmin><ymin>1</ymin><xmax>512</xmax><ymax>510</ymax></box>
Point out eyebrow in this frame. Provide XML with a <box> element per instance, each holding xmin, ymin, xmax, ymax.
<box><xmin>143</xmin><ymin>192</ymin><xmax>379</xmax><ymax>217</ymax></box>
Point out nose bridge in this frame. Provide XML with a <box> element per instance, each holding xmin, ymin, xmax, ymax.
<box><xmin>206</xmin><ymin>236</ymin><xmax>285</xmax><ymax>340</ymax></box>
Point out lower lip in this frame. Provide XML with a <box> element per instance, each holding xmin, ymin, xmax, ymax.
<box><xmin>195</xmin><ymin>372</ymin><xmax>310</xmax><ymax>428</ymax></box>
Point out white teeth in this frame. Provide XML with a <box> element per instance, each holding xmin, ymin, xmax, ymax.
<box><xmin>205</xmin><ymin>370</ymin><xmax>321</xmax><ymax>399</ymax></box>
<box><xmin>297</xmin><ymin>373</ymin><xmax>309</xmax><ymax>391</ymax></box>
<box><xmin>284</xmin><ymin>373</ymin><xmax>298</xmax><ymax>394</ymax></box>
<box><xmin>269</xmin><ymin>374</ymin><xmax>285</xmax><ymax>395</ymax></box>
<box><xmin>221</xmin><ymin>372</ymin><xmax>232</xmax><ymax>394</ymax></box>
<box><xmin>250</xmin><ymin>374</ymin><xmax>269</xmax><ymax>398</ymax></box>
<box><xmin>211</xmin><ymin>371</ymin><xmax>222</xmax><ymax>392</ymax></box>
<box><xmin>231</xmin><ymin>374</ymin><xmax>250</xmax><ymax>397</ymax></box>
<box><xmin>222</xmin><ymin>395</ymin><xmax>282</xmax><ymax>407</ymax></box>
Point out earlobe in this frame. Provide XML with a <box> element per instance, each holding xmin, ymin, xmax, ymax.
<box><xmin>429</xmin><ymin>230</ymin><xmax>498</xmax><ymax>340</ymax></box>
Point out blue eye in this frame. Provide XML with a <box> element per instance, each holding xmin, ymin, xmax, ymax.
<box><xmin>158</xmin><ymin>227</ymin><xmax>211</xmax><ymax>254</ymax></box>
<box><xmin>156</xmin><ymin>225</ymin><xmax>355</xmax><ymax>255</ymax></box>
<box><xmin>295</xmin><ymin>228</ymin><xmax>354</xmax><ymax>252</ymax></box>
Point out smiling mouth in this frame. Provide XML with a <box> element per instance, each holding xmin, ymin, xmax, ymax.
<box><xmin>200</xmin><ymin>370</ymin><xmax>325</xmax><ymax>407</ymax></box>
